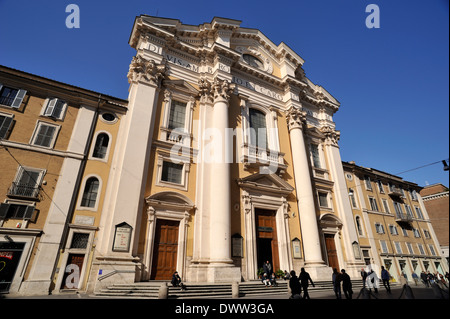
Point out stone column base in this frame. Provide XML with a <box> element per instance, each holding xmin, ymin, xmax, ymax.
<box><xmin>303</xmin><ymin>264</ymin><xmax>333</xmax><ymax>282</ymax></box>
<box><xmin>91</xmin><ymin>255</ymin><xmax>141</xmax><ymax>293</ymax></box>
<box><xmin>187</xmin><ymin>264</ymin><xmax>241</xmax><ymax>283</ymax></box>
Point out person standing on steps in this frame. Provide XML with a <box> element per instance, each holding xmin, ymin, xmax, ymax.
<box><xmin>332</xmin><ymin>268</ymin><xmax>342</xmax><ymax>299</ymax></box>
<box><xmin>289</xmin><ymin>270</ymin><xmax>302</xmax><ymax>299</ymax></box>
<box><xmin>263</xmin><ymin>260</ymin><xmax>273</xmax><ymax>277</ymax></box>
<box><xmin>341</xmin><ymin>269</ymin><xmax>353</xmax><ymax>299</ymax></box>
<box><xmin>299</xmin><ymin>268</ymin><xmax>315</xmax><ymax>299</ymax></box>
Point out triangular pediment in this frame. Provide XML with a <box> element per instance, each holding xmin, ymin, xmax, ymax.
<box><xmin>237</xmin><ymin>173</ymin><xmax>294</xmax><ymax>195</ymax></box>
<box><xmin>162</xmin><ymin>79</ymin><xmax>199</xmax><ymax>96</ymax></box>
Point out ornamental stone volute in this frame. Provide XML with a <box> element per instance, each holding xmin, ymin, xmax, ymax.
<box><xmin>127</xmin><ymin>55</ymin><xmax>167</xmax><ymax>87</ymax></box>
<box><xmin>286</xmin><ymin>107</ymin><xmax>307</xmax><ymax>131</ymax></box>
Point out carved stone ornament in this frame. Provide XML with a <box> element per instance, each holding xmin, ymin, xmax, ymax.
<box><xmin>321</xmin><ymin>125</ymin><xmax>341</xmax><ymax>146</ymax></box>
<box><xmin>127</xmin><ymin>55</ymin><xmax>167</xmax><ymax>87</ymax></box>
<box><xmin>198</xmin><ymin>78</ymin><xmax>235</xmax><ymax>103</ymax></box>
<box><xmin>286</xmin><ymin>107</ymin><xmax>307</xmax><ymax>131</ymax></box>
<box><xmin>212</xmin><ymin>78</ymin><xmax>235</xmax><ymax>102</ymax></box>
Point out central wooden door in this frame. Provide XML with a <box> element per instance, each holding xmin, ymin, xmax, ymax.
<box><xmin>150</xmin><ymin>219</ymin><xmax>179</xmax><ymax>280</ymax></box>
<box><xmin>324</xmin><ymin>234</ymin><xmax>339</xmax><ymax>271</ymax></box>
<box><xmin>255</xmin><ymin>209</ymin><xmax>279</xmax><ymax>273</ymax></box>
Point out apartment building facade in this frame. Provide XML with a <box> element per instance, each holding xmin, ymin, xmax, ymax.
<box><xmin>0</xmin><ymin>65</ymin><xmax>127</xmax><ymax>295</ymax></box>
<box><xmin>343</xmin><ymin>161</ymin><xmax>448</xmax><ymax>283</ymax></box>
<box><xmin>420</xmin><ymin>184</ymin><xmax>449</xmax><ymax>264</ymax></box>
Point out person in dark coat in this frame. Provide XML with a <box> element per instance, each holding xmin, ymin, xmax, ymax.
<box><xmin>299</xmin><ymin>268</ymin><xmax>315</xmax><ymax>299</ymax></box>
<box><xmin>171</xmin><ymin>271</ymin><xmax>186</xmax><ymax>290</ymax></box>
<box><xmin>341</xmin><ymin>269</ymin><xmax>353</xmax><ymax>299</ymax></box>
<box><xmin>332</xmin><ymin>268</ymin><xmax>342</xmax><ymax>299</ymax></box>
<box><xmin>263</xmin><ymin>260</ymin><xmax>273</xmax><ymax>276</ymax></box>
<box><xmin>289</xmin><ymin>270</ymin><xmax>302</xmax><ymax>299</ymax></box>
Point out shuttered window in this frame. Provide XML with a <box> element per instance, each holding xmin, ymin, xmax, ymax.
<box><xmin>0</xmin><ymin>114</ymin><xmax>13</xmax><ymax>139</ymax></box>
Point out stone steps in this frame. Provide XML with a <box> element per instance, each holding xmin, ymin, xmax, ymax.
<box><xmin>94</xmin><ymin>279</ymin><xmax>400</xmax><ymax>299</ymax></box>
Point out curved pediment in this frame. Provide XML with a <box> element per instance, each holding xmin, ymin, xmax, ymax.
<box><xmin>145</xmin><ymin>191</ymin><xmax>194</xmax><ymax>209</ymax></box>
<box><xmin>237</xmin><ymin>173</ymin><xmax>294</xmax><ymax>196</ymax></box>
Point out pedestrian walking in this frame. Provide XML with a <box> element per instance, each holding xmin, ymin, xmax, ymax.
<box><xmin>289</xmin><ymin>270</ymin><xmax>302</xmax><ymax>299</ymax></box>
<box><xmin>360</xmin><ymin>268</ymin><xmax>368</xmax><ymax>288</ymax></box>
<box><xmin>341</xmin><ymin>269</ymin><xmax>353</xmax><ymax>299</ymax></box>
<box><xmin>381</xmin><ymin>266</ymin><xmax>391</xmax><ymax>293</ymax></box>
<box><xmin>299</xmin><ymin>267</ymin><xmax>315</xmax><ymax>299</ymax></box>
<box><xmin>420</xmin><ymin>271</ymin><xmax>429</xmax><ymax>287</ymax></box>
<box><xmin>367</xmin><ymin>269</ymin><xmax>378</xmax><ymax>293</ymax></box>
<box><xmin>332</xmin><ymin>268</ymin><xmax>342</xmax><ymax>299</ymax></box>
<box><xmin>412</xmin><ymin>272</ymin><xmax>419</xmax><ymax>286</ymax></box>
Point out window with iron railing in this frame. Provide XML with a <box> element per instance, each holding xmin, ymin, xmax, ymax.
<box><xmin>7</xmin><ymin>167</ymin><xmax>43</xmax><ymax>199</ymax></box>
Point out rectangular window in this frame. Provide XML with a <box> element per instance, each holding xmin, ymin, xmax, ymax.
<box><xmin>423</xmin><ymin>230</ymin><xmax>431</xmax><ymax>239</ymax></box>
<box><xmin>410</xmin><ymin>190</ymin><xmax>418</xmax><ymax>201</ymax></box>
<box><xmin>318</xmin><ymin>192</ymin><xmax>328</xmax><ymax>208</ymax></box>
<box><xmin>375</xmin><ymin>223</ymin><xmax>385</xmax><ymax>234</ymax></box>
<box><xmin>382</xmin><ymin>199</ymin><xmax>390</xmax><ymax>214</ymax></box>
<box><xmin>404</xmin><ymin>204</ymin><xmax>413</xmax><ymax>218</ymax></box>
<box><xmin>394</xmin><ymin>241</ymin><xmax>403</xmax><ymax>254</ymax></box>
<box><xmin>44</xmin><ymin>98</ymin><xmax>66</xmax><ymax>119</ymax></box>
<box><xmin>389</xmin><ymin>225</ymin><xmax>398</xmax><ymax>235</ymax></box>
<box><xmin>393</xmin><ymin>201</ymin><xmax>404</xmax><ymax>218</ymax></box>
<box><xmin>401</xmin><ymin>227</ymin><xmax>408</xmax><ymax>237</ymax></box>
<box><xmin>168</xmin><ymin>100</ymin><xmax>187</xmax><ymax>130</ymax></box>
<box><xmin>364</xmin><ymin>175</ymin><xmax>372</xmax><ymax>190</ymax></box>
<box><xmin>369</xmin><ymin>197</ymin><xmax>379</xmax><ymax>211</ymax></box>
<box><xmin>377</xmin><ymin>180</ymin><xmax>384</xmax><ymax>193</ymax></box>
<box><xmin>0</xmin><ymin>86</ymin><xmax>26</xmax><ymax>108</ymax></box>
<box><xmin>380</xmin><ymin>240</ymin><xmax>389</xmax><ymax>253</ymax></box>
<box><xmin>0</xmin><ymin>113</ymin><xmax>14</xmax><ymax>139</ymax></box>
<box><xmin>0</xmin><ymin>203</ymin><xmax>34</xmax><ymax>220</ymax></box>
<box><xmin>161</xmin><ymin>161</ymin><xmax>183</xmax><ymax>184</ymax></box>
<box><xmin>413</xmin><ymin>228</ymin><xmax>421</xmax><ymax>238</ymax></box>
<box><xmin>31</xmin><ymin>122</ymin><xmax>58</xmax><ymax>148</ymax></box>
<box><xmin>406</xmin><ymin>242</ymin><xmax>414</xmax><ymax>254</ymax></box>
<box><xmin>429</xmin><ymin>245</ymin><xmax>436</xmax><ymax>256</ymax></box>
<box><xmin>70</xmin><ymin>233</ymin><xmax>90</xmax><ymax>249</ymax></box>
<box><xmin>8</xmin><ymin>167</ymin><xmax>43</xmax><ymax>198</ymax></box>
<box><xmin>349</xmin><ymin>189</ymin><xmax>357</xmax><ymax>208</ymax></box>
<box><xmin>310</xmin><ymin>144</ymin><xmax>321</xmax><ymax>168</ymax></box>
<box><xmin>417</xmin><ymin>244</ymin><xmax>425</xmax><ymax>255</ymax></box>
<box><xmin>414</xmin><ymin>206</ymin><xmax>424</xmax><ymax>219</ymax></box>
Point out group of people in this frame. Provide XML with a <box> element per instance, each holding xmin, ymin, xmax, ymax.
<box><xmin>420</xmin><ymin>271</ymin><xmax>449</xmax><ymax>288</ymax></box>
<box><xmin>260</xmin><ymin>260</ymin><xmax>279</xmax><ymax>287</ymax></box>
<box><xmin>288</xmin><ymin>268</ymin><xmax>316</xmax><ymax>299</ymax></box>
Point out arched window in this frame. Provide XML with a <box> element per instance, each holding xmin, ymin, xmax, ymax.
<box><xmin>81</xmin><ymin>177</ymin><xmax>99</xmax><ymax>208</ymax></box>
<box><xmin>249</xmin><ymin>108</ymin><xmax>267</xmax><ymax>149</ymax></box>
<box><xmin>92</xmin><ymin>133</ymin><xmax>109</xmax><ymax>159</ymax></box>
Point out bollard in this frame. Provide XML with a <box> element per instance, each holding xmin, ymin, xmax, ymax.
<box><xmin>232</xmin><ymin>282</ymin><xmax>239</xmax><ymax>299</ymax></box>
<box><xmin>158</xmin><ymin>282</ymin><xmax>168</xmax><ymax>299</ymax></box>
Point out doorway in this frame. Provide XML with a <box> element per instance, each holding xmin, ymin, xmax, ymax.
<box><xmin>324</xmin><ymin>234</ymin><xmax>339</xmax><ymax>271</ymax></box>
<box><xmin>150</xmin><ymin>219</ymin><xmax>179</xmax><ymax>280</ymax></box>
<box><xmin>255</xmin><ymin>209</ymin><xmax>279</xmax><ymax>273</ymax></box>
<box><xmin>0</xmin><ymin>242</ymin><xmax>24</xmax><ymax>293</ymax></box>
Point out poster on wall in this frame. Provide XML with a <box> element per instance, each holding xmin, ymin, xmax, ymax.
<box><xmin>113</xmin><ymin>223</ymin><xmax>132</xmax><ymax>252</ymax></box>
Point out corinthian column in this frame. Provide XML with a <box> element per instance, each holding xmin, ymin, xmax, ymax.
<box><xmin>286</xmin><ymin>107</ymin><xmax>326</xmax><ymax>269</ymax></box>
<box><xmin>209</xmin><ymin>78</ymin><xmax>235</xmax><ymax>265</ymax></box>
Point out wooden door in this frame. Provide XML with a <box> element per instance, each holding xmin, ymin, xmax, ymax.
<box><xmin>325</xmin><ymin>234</ymin><xmax>339</xmax><ymax>271</ymax></box>
<box><xmin>150</xmin><ymin>219</ymin><xmax>179</xmax><ymax>280</ymax></box>
<box><xmin>255</xmin><ymin>209</ymin><xmax>279</xmax><ymax>273</ymax></box>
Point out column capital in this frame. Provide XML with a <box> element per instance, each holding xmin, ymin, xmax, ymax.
<box><xmin>321</xmin><ymin>125</ymin><xmax>340</xmax><ymax>146</ymax></box>
<box><xmin>127</xmin><ymin>55</ymin><xmax>167</xmax><ymax>87</ymax></box>
<box><xmin>198</xmin><ymin>77</ymin><xmax>236</xmax><ymax>104</ymax></box>
<box><xmin>286</xmin><ymin>107</ymin><xmax>307</xmax><ymax>131</ymax></box>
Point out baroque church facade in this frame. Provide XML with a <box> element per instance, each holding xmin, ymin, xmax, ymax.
<box><xmin>4</xmin><ymin>16</ymin><xmax>445</xmax><ymax>296</ymax></box>
<box><xmin>81</xmin><ymin>15</ymin><xmax>365</xmax><ymax>292</ymax></box>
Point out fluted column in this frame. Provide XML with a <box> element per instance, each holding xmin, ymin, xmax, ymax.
<box><xmin>286</xmin><ymin>107</ymin><xmax>325</xmax><ymax>267</ymax></box>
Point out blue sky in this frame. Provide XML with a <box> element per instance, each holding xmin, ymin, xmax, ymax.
<box><xmin>1</xmin><ymin>0</ymin><xmax>448</xmax><ymax>187</ymax></box>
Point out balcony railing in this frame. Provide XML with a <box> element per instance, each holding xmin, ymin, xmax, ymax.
<box><xmin>7</xmin><ymin>182</ymin><xmax>40</xmax><ymax>199</ymax></box>
<box><xmin>241</xmin><ymin>144</ymin><xmax>286</xmax><ymax>172</ymax></box>
<box><xmin>389</xmin><ymin>186</ymin><xmax>404</xmax><ymax>197</ymax></box>
<box><xmin>395</xmin><ymin>213</ymin><xmax>413</xmax><ymax>223</ymax></box>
